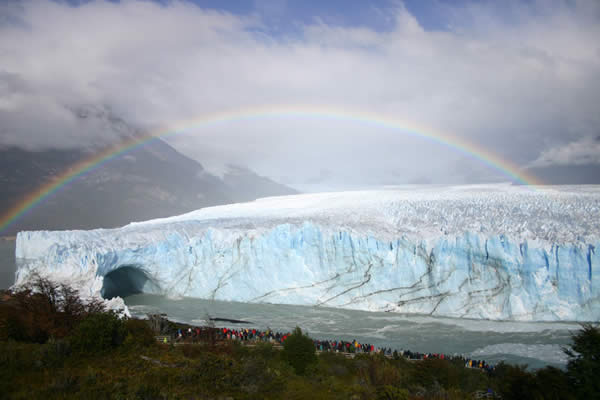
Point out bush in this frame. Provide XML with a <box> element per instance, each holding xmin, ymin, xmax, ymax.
<box><xmin>535</xmin><ymin>366</ymin><xmax>574</xmax><ymax>400</ymax></box>
<box><xmin>564</xmin><ymin>323</ymin><xmax>600</xmax><ymax>399</ymax></box>
<box><xmin>0</xmin><ymin>305</ymin><xmax>33</xmax><ymax>342</ymax></box>
<box><xmin>410</xmin><ymin>358</ymin><xmax>458</xmax><ymax>390</ymax></box>
<box><xmin>239</xmin><ymin>356</ymin><xmax>286</xmax><ymax>395</ymax></box>
<box><xmin>281</xmin><ymin>326</ymin><xmax>317</xmax><ymax>375</ymax></box>
<box><xmin>36</xmin><ymin>339</ymin><xmax>71</xmax><ymax>368</ymax></box>
<box><xmin>251</xmin><ymin>340</ymin><xmax>278</xmax><ymax>360</ymax></box>
<box><xmin>70</xmin><ymin>312</ymin><xmax>126</xmax><ymax>354</ymax></box>
<box><xmin>376</xmin><ymin>385</ymin><xmax>410</xmax><ymax>400</ymax></box>
<box><xmin>124</xmin><ymin>318</ymin><xmax>156</xmax><ymax>348</ymax></box>
<box><xmin>491</xmin><ymin>362</ymin><xmax>540</xmax><ymax>399</ymax></box>
<box><xmin>180</xmin><ymin>343</ymin><xmax>204</xmax><ymax>358</ymax></box>
<box><xmin>133</xmin><ymin>383</ymin><xmax>164</xmax><ymax>400</ymax></box>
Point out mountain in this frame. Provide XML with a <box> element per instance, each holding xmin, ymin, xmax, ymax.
<box><xmin>0</xmin><ymin>107</ymin><xmax>296</xmax><ymax>235</ymax></box>
<box><xmin>14</xmin><ymin>184</ymin><xmax>600</xmax><ymax>321</ymax></box>
<box><xmin>220</xmin><ymin>164</ymin><xmax>299</xmax><ymax>203</ymax></box>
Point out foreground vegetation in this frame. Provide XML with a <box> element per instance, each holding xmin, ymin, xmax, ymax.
<box><xmin>1</xmin><ymin>278</ymin><xmax>599</xmax><ymax>399</ymax></box>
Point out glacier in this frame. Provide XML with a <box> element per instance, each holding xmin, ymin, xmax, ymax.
<box><xmin>13</xmin><ymin>184</ymin><xmax>600</xmax><ymax>321</ymax></box>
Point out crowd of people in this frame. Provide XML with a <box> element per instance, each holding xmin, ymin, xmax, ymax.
<box><xmin>170</xmin><ymin>324</ymin><xmax>494</xmax><ymax>373</ymax></box>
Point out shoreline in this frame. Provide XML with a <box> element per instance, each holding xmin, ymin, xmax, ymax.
<box><xmin>153</xmin><ymin>314</ymin><xmax>495</xmax><ymax>372</ymax></box>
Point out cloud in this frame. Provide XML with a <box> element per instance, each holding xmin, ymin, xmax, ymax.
<box><xmin>529</xmin><ymin>136</ymin><xmax>600</xmax><ymax>167</ymax></box>
<box><xmin>0</xmin><ymin>0</ymin><xmax>599</xmax><ymax>185</ymax></box>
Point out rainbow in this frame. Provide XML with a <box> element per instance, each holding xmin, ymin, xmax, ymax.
<box><xmin>0</xmin><ymin>105</ymin><xmax>543</xmax><ymax>235</ymax></box>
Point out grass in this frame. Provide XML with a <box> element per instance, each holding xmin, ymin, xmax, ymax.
<box><xmin>0</xmin><ymin>337</ymin><xmax>501</xmax><ymax>399</ymax></box>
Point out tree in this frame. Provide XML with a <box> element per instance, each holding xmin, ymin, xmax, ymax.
<box><xmin>281</xmin><ymin>327</ymin><xmax>317</xmax><ymax>375</ymax></box>
<box><xmin>490</xmin><ymin>362</ymin><xmax>540</xmax><ymax>399</ymax></box>
<box><xmin>70</xmin><ymin>312</ymin><xmax>126</xmax><ymax>354</ymax></box>
<box><xmin>535</xmin><ymin>366</ymin><xmax>574</xmax><ymax>400</ymax></box>
<box><xmin>564</xmin><ymin>323</ymin><xmax>600</xmax><ymax>399</ymax></box>
<box><xmin>0</xmin><ymin>275</ymin><xmax>105</xmax><ymax>342</ymax></box>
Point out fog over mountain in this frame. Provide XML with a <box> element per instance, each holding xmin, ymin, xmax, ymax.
<box><xmin>0</xmin><ymin>105</ymin><xmax>296</xmax><ymax>235</ymax></box>
<box><xmin>0</xmin><ymin>0</ymin><xmax>599</xmax><ymax>187</ymax></box>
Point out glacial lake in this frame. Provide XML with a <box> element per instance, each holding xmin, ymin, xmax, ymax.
<box><xmin>125</xmin><ymin>293</ymin><xmax>578</xmax><ymax>370</ymax></box>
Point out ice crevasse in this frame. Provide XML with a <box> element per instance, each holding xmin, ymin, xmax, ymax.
<box><xmin>13</xmin><ymin>184</ymin><xmax>600</xmax><ymax>321</ymax></box>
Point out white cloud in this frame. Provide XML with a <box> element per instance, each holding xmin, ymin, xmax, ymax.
<box><xmin>0</xmin><ymin>0</ymin><xmax>599</xmax><ymax>185</ymax></box>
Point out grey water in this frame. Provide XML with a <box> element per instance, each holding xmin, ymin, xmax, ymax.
<box><xmin>125</xmin><ymin>293</ymin><xmax>577</xmax><ymax>370</ymax></box>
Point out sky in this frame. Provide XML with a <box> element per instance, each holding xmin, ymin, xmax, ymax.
<box><xmin>0</xmin><ymin>0</ymin><xmax>599</xmax><ymax>187</ymax></box>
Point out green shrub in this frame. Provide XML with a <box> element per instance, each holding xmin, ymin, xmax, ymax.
<box><xmin>180</xmin><ymin>343</ymin><xmax>204</xmax><ymax>358</ymax></box>
<box><xmin>134</xmin><ymin>383</ymin><xmax>165</xmax><ymax>400</ymax></box>
<box><xmin>281</xmin><ymin>326</ymin><xmax>317</xmax><ymax>375</ymax></box>
<box><xmin>123</xmin><ymin>318</ymin><xmax>156</xmax><ymax>348</ymax></box>
<box><xmin>535</xmin><ymin>366</ymin><xmax>574</xmax><ymax>400</ymax></box>
<box><xmin>491</xmin><ymin>362</ymin><xmax>540</xmax><ymax>399</ymax></box>
<box><xmin>0</xmin><ymin>341</ymin><xmax>37</xmax><ymax>373</ymax></box>
<box><xmin>70</xmin><ymin>312</ymin><xmax>126</xmax><ymax>354</ymax></box>
<box><xmin>565</xmin><ymin>323</ymin><xmax>600</xmax><ymax>399</ymax></box>
<box><xmin>251</xmin><ymin>340</ymin><xmax>278</xmax><ymax>360</ymax></box>
<box><xmin>35</xmin><ymin>339</ymin><xmax>71</xmax><ymax>368</ymax></box>
<box><xmin>239</xmin><ymin>356</ymin><xmax>286</xmax><ymax>395</ymax></box>
<box><xmin>410</xmin><ymin>358</ymin><xmax>457</xmax><ymax>389</ymax></box>
<box><xmin>49</xmin><ymin>372</ymin><xmax>79</xmax><ymax>394</ymax></box>
<box><xmin>376</xmin><ymin>385</ymin><xmax>410</xmax><ymax>400</ymax></box>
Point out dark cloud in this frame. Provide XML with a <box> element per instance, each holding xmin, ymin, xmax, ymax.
<box><xmin>529</xmin><ymin>136</ymin><xmax>600</xmax><ymax>168</ymax></box>
<box><xmin>526</xmin><ymin>164</ymin><xmax>600</xmax><ymax>184</ymax></box>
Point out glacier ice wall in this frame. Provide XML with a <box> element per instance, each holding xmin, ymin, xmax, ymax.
<box><xmin>14</xmin><ymin>185</ymin><xmax>600</xmax><ymax>321</ymax></box>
